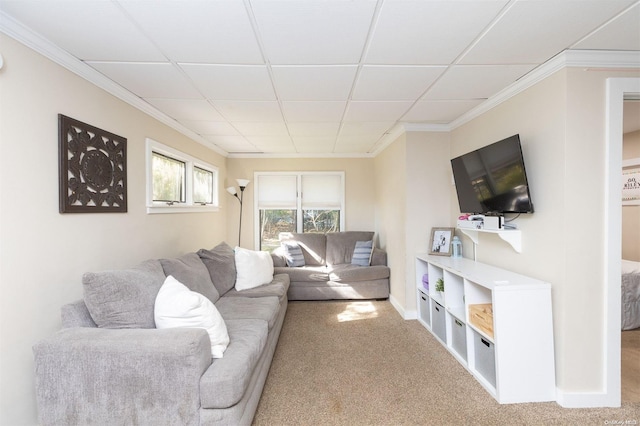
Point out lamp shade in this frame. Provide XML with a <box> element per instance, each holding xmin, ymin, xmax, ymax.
<box><xmin>236</xmin><ymin>179</ymin><xmax>250</xmax><ymax>189</ymax></box>
<box><xmin>226</xmin><ymin>186</ymin><xmax>237</xmax><ymax>196</ymax></box>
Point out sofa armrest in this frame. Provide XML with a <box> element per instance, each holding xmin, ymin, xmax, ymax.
<box><xmin>371</xmin><ymin>247</ymin><xmax>387</xmax><ymax>266</ymax></box>
<box><xmin>33</xmin><ymin>327</ymin><xmax>211</xmax><ymax>426</ymax></box>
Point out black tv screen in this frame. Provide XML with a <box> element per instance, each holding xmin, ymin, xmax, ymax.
<box><xmin>451</xmin><ymin>134</ymin><xmax>534</xmax><ymax>215</ymax></box>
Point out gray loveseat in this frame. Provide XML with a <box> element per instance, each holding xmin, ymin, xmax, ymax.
<box><xmin>271</xmin><ymin>231</ymin><xmax>390</xmax><ymax>300</ymax></box>
<box><xmin>33</xmin><ymin>242</ymin><xmax>288</xmax><ymax>426</ymax></box>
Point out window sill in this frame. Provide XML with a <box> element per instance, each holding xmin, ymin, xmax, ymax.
<box><xmin>146</xmin><ymin>205</ymin><xmax>220</xmax><ymax>214</ymax></box>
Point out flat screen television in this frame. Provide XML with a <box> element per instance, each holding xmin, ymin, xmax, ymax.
<box><xmin>451</xmin><ymin>134</ymin><xmax>534</xmax><ymax>215</ymax></box>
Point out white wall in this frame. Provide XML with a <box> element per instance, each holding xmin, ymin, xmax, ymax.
<box><xmin>623</xmin><ymin>129</ymin><xmax>640</xmax><ymax>261</ymax></box>
<box><xmin>0</xmin><ymin>34</ymin><xmax>229</xmax><ymax>424</ymax></box>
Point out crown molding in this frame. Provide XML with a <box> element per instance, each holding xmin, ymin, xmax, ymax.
<box><xmin>227</xmin><ymin>152</ymin><xmax>375</xmax><ymax>159</ymax></box>
<box><xmin>0</xmin><ymin>11</ymin><xmax>229</xmax><ymax>158</ymax></box>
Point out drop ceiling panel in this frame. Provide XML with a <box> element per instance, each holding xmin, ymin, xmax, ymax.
<box><xmin>365</xmin><ymin>0</ymin><xmax>509</xmax><ymax>65</ymax></box>
<box><xmin>424</xmin><ymin>65</ymin><xmax>536</xmax><ymax>100</ymax></box>
<box><xmin>179</xmin><ymin>120</ymin><xmax>240</xmax><ymax>136</ymax></box>
<box><xmin>339</xmin><ymin>122</ymin><xmax>394</xmax><ymax>136</ymax></box>
<box><xmin>402</xmin><ymin>99</ymin><xmax>485</xmax><ymax>123</ymax></box>
<box><xmin>0</xmin><ymin>1</ymin><xmax>165</xmax><ymax>61</ymax></box>
<box><xmin>87</xmin><ymin>62</ymin><xmax>202</xmax><ymax>98</ymax></box>
<box><xmin>287</xmin><ymin>122</ymin><xmax>340</xmax><ymax>137</ymax></box>
<box><xmin>352</xmin><ymin>65</ymin><xmax>447</xmax><ymax>100</ymax></box>
<box><xmin>203</xmin><ymin>135</ymin><xmax>257</xmax><ymax>153</ymax></box>
<box><xmin>573</xmin><ymin>3</ymin><xmax>640</xmax><ymax>51</ymax></box>
<box><xmin>233</xmin><ymin>122</ymin><xmax>289</xmax><ymax>137</ymax></box>
<box><xmin>460</xmin><ymin>0</ymin><xmax>637</xmax><ymax>64</ymax></box>
<box><xmin>344</xmin><ymin>101</ymin><xmax>414</xmax><ymax>122</ymax></box>
<box><xmin>293</xmin><ymin>138</ymin><xmax>338</xmax><ymax>153</ymax></box>
<box><xmin>250</xmin><ymin>0</ymin><xmax>377</xmax><ymax>64</ymax></box>
<box><xmin>118</xmin><ymin>0</ymin><xmax>263</xmax><ymax>64</ymax></box>
<box><xmin>180</xmin><ymin>64</ymin><xmax>275</xmax><ymax>100</ymax></box>
<box><xmin>282</xmin><ymin>102</ymin><xmax>347</xmax><ymax>122</ymax></box>
<box><xmin>145</xmin><ymin>99</ymin><xmax>225</xmax><ymax>121</ymax></box>
<box><xmin>212</xmin><ymin>101</ymin><xmax>282</xmax><ymax>121</ymax></box>
<box><xmin>271</xmin><ymin>66</ymin><xmax>358</xmax><ymax>101</ymax></box>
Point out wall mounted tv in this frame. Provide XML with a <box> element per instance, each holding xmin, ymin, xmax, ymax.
<box><xmin>451</xmin><ymin>134</ymin><xmax>534</xmax><ymax>215</ymax></box>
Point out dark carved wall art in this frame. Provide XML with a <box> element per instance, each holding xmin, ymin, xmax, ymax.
<box><xmin>58</xmin><ymin>114</ymin><xmax>127</xmax><ymax>213</ymax></box>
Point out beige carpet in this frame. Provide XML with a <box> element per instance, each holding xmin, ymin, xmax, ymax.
<box><xmin>253</xmin><ymin>300</ymin><xmax>640</xmax><ymax>426</ymax></box>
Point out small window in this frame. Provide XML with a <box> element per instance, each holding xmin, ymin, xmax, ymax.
<box><xmin>146</xmin><ymin>139</ymin><xmax>219</xmax><ymax>213</ymax></box>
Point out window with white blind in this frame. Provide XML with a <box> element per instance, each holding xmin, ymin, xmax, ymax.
<box><xmin>255</xmin><ymin>172</ymin><xmax>345</xmax><ymax>251</ymax></box>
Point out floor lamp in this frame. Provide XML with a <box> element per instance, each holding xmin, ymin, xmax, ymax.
<box><xmin>226</xmin><ymin>179</ymin><xmax>250</xmax><ymax>247</ymax></box>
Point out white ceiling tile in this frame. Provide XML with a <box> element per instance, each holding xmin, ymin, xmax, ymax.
<box><xmin>234</xmin><ymin>122</ymin><xmax>289</xmax><ymax>137</ymax></box>
<box><xmin>343</xmin><ymin>101</ymin><xmax>414</xmax><ymax>122</ymax></box>
<box><xmin>118</xmin><ymin>0</ymin><xmax>263</xmax><ymax>63</ymax></box>
<box><xmin>402</xmin><ymin>100</ymin><xmax>484</xmax><ymax>123</ymax></box>
<box><xmin>352</xmin><ymin>66</ymin><xmax>447</xmax><ymax>101</ymax></box>
<box><xmin>288</xmin><ymin>122</ymin><xmax>340</xmax><ymax>137</ymax></box>
<box><xmin>180</xmin><ymin>120</ymin><xmax>240</xmax><ymax>136</ymax></box>
<box><xmin>424</xmin><ymin>65</ymin><xmax>536</xmax><ymax>100</ymax></box>
<box><xmin>282</xmin><ymin>102</ymin><xmax>347</xmax><ymax>122</ymax></box>
<box><xmin>366</xmin><ymin>0</ymin><xmax>508</xmax><ymax>65</ymax></box>
<box><xmin>573</xmin><ymin>3</ymin><xmax>640</xmax><ymax>51</ymax></box>
<box><xmin>202</xmin><ymin>135</ymin><xmax>258</xmax><ymax>152</ymax></box>
<box><xmin>272</xmin><ymin>66</ymin><xmax>358</xmax><ymax>101</ymax></box>
<box><xmin>144</xmin><ymin>99</ymin><xmax>225</xmax><ymax>121</ymax></box>
<box><xmin>293</xmin><ymin>138</ymin><xmax>338</xmax><ymax>153</ymax></box>
<box><xmin>247</xmin><ymin>136</ymin><xmax>296</xmax><ymax>152</ymax></box>
<box><xmin>0</xmin><ymin>0</ymin><xmax>165</xmax><ymax>61</ymax></box>
<box><xmin>87</xmin><ymin>62</ymin><xmax>201</xmax><ymax>98</ymax></box>
<box><xmin>460</xmin><ymin>0</ymin><xmax>636</xmax><ymax>64</ymax></box>
<box><xmin>212</xmin><ymin>101</ymin><xmax>282</xmax><ymax>121</ymax></box>
<box><xmin>180</xmin><ymin>64</ymin><xmax>275</xmax><ymax>101</ymax></box>
<box><xmin>339</xmin><ymin>122</ymin><xmax>394</xmax><ymax>136</ymax></box>
<box><xmin>250</xmin><ymin>0</ymin><xmax>377</xmax><ymax>64</ymax></box>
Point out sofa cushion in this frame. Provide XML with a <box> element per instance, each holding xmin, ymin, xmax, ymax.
<box><xmin>200</xmin><ymin>319</ymin><xmax>268</xmax><ymax>409</ymax></box>
<box><xmin>234</xmin><ymin>247</ymin><xmax>274</xmax><ymax>291</ymax></box>
<box><xmin>351</xmin><ymin>240</ymin><xmax>373</xmax><ymax>266</ymax></box>
<box><xmin>215</xmin><ymin>296</ymin><xmax>280</xmax><ymax>330</ymax></box>
<box><xmin>155</xmin><ymin>275</ymin><xmax>229</xmax><ymax>358</ymax></box>
<box><xmin>282</xmin><ymin>241</ymin><xmax>305</xmax><ymax>267</ymax></box>
<box><xmin>160</xmin><ymin>253</ymin><xmax>220</xmax><ymax>304</ymax></box>
<box><xmin>329</xmin><ymin>264</ymin><xmax>390</xmax><ymax>282</ymax></box>
<box><xmin>279</xmin><ymin>232</ymin><xmax>326</xmax><ymax>266</ymax></box>
<box><xmin>223</xmin><ymin>273</ymin><xmax>290</xmax><ymax>300</ymax></box>
<box><xmin>273</xmin><ymin>265</ymin><xmax>329</xmax><ymax>283</ymax></box>
<box><xmin>82</xmin><ymin>259</ymin><xmax>165</xmax><ymax>329</ymax></box>
<box><xmin>197</xmin><ymin>242</ymin><xmax>237</xmax><ymax>296</ymax></box>
<box><xmin>326</xmin><ymin>231</ymin><xmax>374</xmax><ymax>265</ymax></box>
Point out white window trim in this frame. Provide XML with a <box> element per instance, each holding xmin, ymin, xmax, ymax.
<box><xmin>146</xmin><ymin>138</ymin><xmax>219</xmax><ymax>214</ymax></box>
<box><xmin>253</xmin><ymin>171</ymin><xmax>345</xmax><ymax>249</ymax></box>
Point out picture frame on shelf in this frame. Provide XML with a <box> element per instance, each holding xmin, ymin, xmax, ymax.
<box><xmin>429</xmin><ymin>227</ymin><xmax>454</xmax><ymax>256</ymax></box>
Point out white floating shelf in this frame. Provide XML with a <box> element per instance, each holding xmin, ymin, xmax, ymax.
<box><xmin>457</xmin><ymin>228</ymin><xmax>522</xmax><ymax>253</ymax></box>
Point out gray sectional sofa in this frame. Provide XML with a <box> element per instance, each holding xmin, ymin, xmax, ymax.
<box><xmin>271</xmin><ymin>231</ymin><xmax>390</xmax><ymax>300</ymax></box>
<box><xmin>32</xmin><ymin>242</ymin><xmax>288</xmax><ymax>426</ymax></box>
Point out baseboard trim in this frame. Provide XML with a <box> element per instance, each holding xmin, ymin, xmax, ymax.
<box><xmin>555</xmin><ymin>389</ymin><xmax>620</xmax><ymax>408</ymax></box>
<box><xmin>388</xmin><ymin>295</ymin><xmax>417</xmax><ymax>320</ymax></box>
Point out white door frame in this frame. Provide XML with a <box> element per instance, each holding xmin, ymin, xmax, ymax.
<box><xmin>604</xmin><ymin>77</ymin><xmax>640</xmax><ymax>407</ymax></box>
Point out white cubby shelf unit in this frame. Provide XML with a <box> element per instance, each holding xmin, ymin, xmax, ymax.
<box><xmin>416</xmin><ymin>254</ymin><xmax>556</xmax><ymax>404</ymax></box>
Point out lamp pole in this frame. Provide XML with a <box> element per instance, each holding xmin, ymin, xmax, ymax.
<box><xmin>226</xmin><ymin>179</ymin><xmax>250</xmax><ymax>247</ymax></box>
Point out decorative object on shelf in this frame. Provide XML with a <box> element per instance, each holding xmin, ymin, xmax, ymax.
<box><xmin>226</xmin><ymin>179</ymin><xmax>250</xmax><ymax>246</ymax></box>
<box><xmin>452</xmin><ymin>235</ymin><xmax>462</xmax><ymax>258</ymax></box>
<box><xmin>435</xmin><ymin>277</ymin><xmax>444</xmax><ymax>293</ymax></box>
<box><xmin>622</xmin><ymin>157</ymin><xmax>640</xmax><ymax>205</ymax></box>
<box><xmin>428</xmin><ymin>227</ymin><xmax>454</xmax><ymax>256</ymax></box>
<box><xmin>58</xmin><ymin>114</ymin><xmax>127</xmax><ymax>213</ymax></box>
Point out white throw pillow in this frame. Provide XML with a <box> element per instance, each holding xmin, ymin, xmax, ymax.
<box><xmin>234</xmin><ymin>246</ymin><xmax>274</xmax><ymax>291</ymax></box>
<box><xmin>155</xmin><ymin>275</ymin><xmax>229</xmax><ymax>358</ymax></box>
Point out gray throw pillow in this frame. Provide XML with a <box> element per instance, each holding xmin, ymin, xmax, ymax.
<box><xmin>351</xmin><ymin>240</ymin><xmax>373</xmax><ymax>266</ymax></box>
<box><xmin>82</xmin><ymin>259</ymin><xmax>165</xmax><ymax>329</ymax></box>
<box><xmin>197</xmin><ymin>242</ymin><xmax>237</xmax><ymax>296</ymax></box>
<box><xmin>160</xmin><ymin>253</ymin><xmax>220</xmax><ymax>304</ymax></box>
<box><xmin>282</xmin><ymin>242</ymin><xmax>305</xmax><ymax>267</ymax></box>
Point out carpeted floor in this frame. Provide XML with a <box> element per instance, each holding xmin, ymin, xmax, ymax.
<box><xmin>253</xmin><ymin>300</ymin><xmax>640</xmax><ymax>426</ymax></box>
